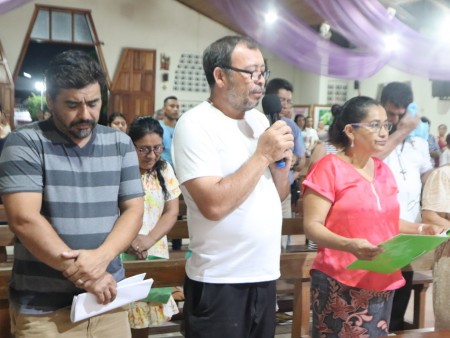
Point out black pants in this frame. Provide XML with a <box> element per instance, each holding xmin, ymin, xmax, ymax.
<box><xmin>183</xmin><ymin>276</ymin><xmax>276</xmax><ymax>338</ymax></box>
<box><xmin>389</xmin><ymin>270</ymin><xmax>413</xmax><ymax>331</ymax></box>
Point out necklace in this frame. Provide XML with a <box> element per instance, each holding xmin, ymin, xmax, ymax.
<box><xmin>396</xmin><ymin>141</ymin><xmax>407</xmax><ymax>180</ymax></box>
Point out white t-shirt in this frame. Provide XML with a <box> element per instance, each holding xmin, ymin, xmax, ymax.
<box><xmin>303</xmin><ymin>127</ymin><xmax>319</xmax><ymax>150</ymax></box>
<box><xmin>440</xmin><ymin>148</ymin><xmax>450</xmax><ymax>166</ymax></box>
<box><xmin>384</xmin><ymin>137</ymin><xmax>433</xmax><ymax>222</ymax></box>
<box><xmin>172</xmin><ymin>101</ymin><xmax>282</xmax><ymax>283</ymax></box>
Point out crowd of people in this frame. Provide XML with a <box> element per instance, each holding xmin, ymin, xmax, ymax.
<box><xmin>0</xmin><ymin>34</ymin><xmax>449</xmax><ymax>338</ymax></box>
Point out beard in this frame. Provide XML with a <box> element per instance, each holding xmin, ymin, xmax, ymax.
<box><xmin>69</xmin><ymin>119</ymin><xmax>97</xmax><ymax>139</ymax></box>
<box><xmin>226</xmin><ymin>75</ymin><xmax>265</xmax><ymax>112</ymax></box>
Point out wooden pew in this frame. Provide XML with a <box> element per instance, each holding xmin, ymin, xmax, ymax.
<box><xmin>408</xmin><ymin>272</ymin><xmax>433</xmax><ymax>330</ymax></box>
<box><xmin>124</xmin><ymin>217</ymin><xmax>313</xmax><ymax>337</ymax></box>
<box><xmin>394</xmin><ymin>329</ymin><xmax>450</xmax><ymax>337</ymax></box>
<box><xmin>0</xmin><ymin>216</ymin><xmax>436</xmax><ymax>338</ymax></box>
<box><xmin>0</xmin><ymin>217</ymin><xmax>309</xmax><ymax>337</ymax></box>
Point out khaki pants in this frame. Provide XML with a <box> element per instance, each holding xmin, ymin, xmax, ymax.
<box><xmin>10</xmin><ymin>306</ymin><xmax>131</xmax><ymax>338</ymax></box>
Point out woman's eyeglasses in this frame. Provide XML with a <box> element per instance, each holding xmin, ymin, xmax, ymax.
<box><xmin>351</xmin><ymin>122</ymin><xmax>393</xmax><ymax>132</ymax></box>
<box><xmin>135</xmin><ymin>145</ymin><xmax>164</xmax><ymax>155</ymax></box>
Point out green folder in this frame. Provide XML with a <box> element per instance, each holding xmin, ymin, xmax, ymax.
<box><xmin>347</xmin><ymin>230</ymin><xmax>450</xmax><ymax>274</ymax></box>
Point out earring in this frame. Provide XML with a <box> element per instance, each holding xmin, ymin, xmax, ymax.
<box><xmin>351</xmin><ymin>139</ymin><xmax>354</xmax><ymax>148</ymax></box>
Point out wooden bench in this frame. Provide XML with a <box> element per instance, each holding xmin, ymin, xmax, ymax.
<box><xmin>393</xmin><ymin>328</ymin><xmax>450</xmax><ymax>337</ymax></box>
<box><xmin>405</xmin><ymin>271</ymin><xmax>434</xmax><ymax>330</ymax></box>
<box><xmin>0</xmin><ymin>209</ymin><xmax>436</xmax><ymax>337</ymax></box>
<box><xmin>125</xmin><ymin>218</ymin><xmax>314</xmax><ymax>337</ymax></box>
<box><xmin>0</xmin><ymin>216</ymin><xmax>313</xmax><ymax>337</ymax></box>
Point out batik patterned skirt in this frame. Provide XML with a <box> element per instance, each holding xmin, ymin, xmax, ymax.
<box><xmin>310</xmin><ymin>269</ymin><xmax>394</xmax><ymax>338</ymax></box>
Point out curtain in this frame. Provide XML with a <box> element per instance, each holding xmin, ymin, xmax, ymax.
<box><xmin>211</xmin><ymin>0</ymin><xmax>450</xmax><ymax>80</ymax></box>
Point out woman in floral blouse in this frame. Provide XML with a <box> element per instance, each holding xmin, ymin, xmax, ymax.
<box><xmin>125</xmin><ymin>116</ymin><xmax>181</xmax><ymax>338</ymax></box>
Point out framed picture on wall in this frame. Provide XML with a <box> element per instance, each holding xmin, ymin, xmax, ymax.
<box><xmin>293</xmin><ymin>105</ymin><xmax>310</xmax><ymax>119</ymax></box>
<box><xmin>311</xmin><ymin>104</ymin><xmax>332</xmax><ymax>129</ymax></box>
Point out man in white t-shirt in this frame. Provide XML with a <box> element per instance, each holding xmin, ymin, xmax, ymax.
<box><xmin>379</xmin><ymin>82</ymin><xmax>433</xmax><ymax>331</ymax></box>
<box><xmin>172</xmin><ymin>35</ymin><xmax>293</xmax><ymax>338</ymax></box>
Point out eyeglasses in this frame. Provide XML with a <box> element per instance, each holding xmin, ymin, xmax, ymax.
<box><xmin>222</xmin><ymin>66</ymin><xmax>270</xmax><ymax>81</ymax></box>
<box><xmin>350</xmin><ymin>122</ymin><xmax>393</xmax><ymax>132</ymax></box>
<box><xmin>135</xmin><ymin>145</ymin><xmax>164</xmax><ymax>155</ymax></box>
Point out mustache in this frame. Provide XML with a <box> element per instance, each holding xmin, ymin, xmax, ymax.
<box><xmin>251</xmin><ymin>86</ymin><xmax>265</xmax><ymax>94</ymax></box>
<box><xmin>70</xmin><ymin>119</ymin><xmax>96</xmax><ymax>128</ymax></box>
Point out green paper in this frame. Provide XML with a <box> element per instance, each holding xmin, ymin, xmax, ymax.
<box><xmin>120</xmin><ymin>252</ymin><xmax>164</xmax><ymax>261</ymax></box>
<box><xmin>347</xmin><ymin>230</ymin><xmax>450</xmax><ymax>274</ymax></box>
<box><xmin>141</xmin><ymin>287</ymin><xmax>173</xmax><ymax>303</ymax></box>
<box><xmin>119</xmin><ymin>253</ymin><xmax>172</xmax><ymax>303</ymax></box>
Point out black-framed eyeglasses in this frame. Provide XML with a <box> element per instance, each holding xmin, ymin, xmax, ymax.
<box><xmin>222</xmin><ymin>66</ymin><xmax>270</xmax><ymax>81</ymax></box>
<box><xmin>135</xmin><ymin>144</ymin><xmax>164</xmax><ymax>155</ymax></box>
<box><xmin>350</xmin><ymin>122</ymin><xmax>393</xmax><ymax>132</ymax></box>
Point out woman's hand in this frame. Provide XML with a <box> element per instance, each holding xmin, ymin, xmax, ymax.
<box><xmin>346</xmin><ymin>238</ymin><xmax>384</xmax><ymax>260</ymax></box>
<box><xmin>419</xmin><ymin>223</ymin><xmax>446</xmax><ymax>235</ymax></box>
<box><xmin>128</xmin><ymin>234</ymin><xmax>157</xmax><ymax>260</ymax></box>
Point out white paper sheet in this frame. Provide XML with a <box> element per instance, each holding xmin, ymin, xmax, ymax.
<box><xmin>70</xmin><ymin>273</ymin><xmax>153</xmax><ymax>322</ymax></box>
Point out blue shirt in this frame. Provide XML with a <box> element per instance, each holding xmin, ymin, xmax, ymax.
<box><xmin>281</xmin><ymin>117</ymin><xmax>306</xmax><ymax>157</ymax></box>
<box><xmin>159</xmin><ymin>120</ymin><xmax>175</xmax><ymax>166</ymax></box>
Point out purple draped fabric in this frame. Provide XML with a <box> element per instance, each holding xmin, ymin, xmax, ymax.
<box><xmin>210</xmin><ymin>0</ymin><xmax>450</xmax><ymax>80</ymax></box>
<box><xmin>307</xmin><ymin>0</ymin><xmax>450</xmax><ymax>80</ymax></box>
<box><xmin>2</xmin><ymin>0</ymin><xmax>449</xmax><ymax>80</ymax></box>
<box><xmin>0</xmin><ymin>0</ymin><xmax>31</xmax><ymax>14</ymax></box>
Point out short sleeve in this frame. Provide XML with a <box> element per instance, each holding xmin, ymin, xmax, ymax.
<box><xmin>422</xmin><ymin>167</ymin><xmax>450</xmax><ymax>213</ymax></box>
<box><xmin>163</xmin><ymin>163</ymin><xmax>181</xmax><ymax>201</ymax></box>
<box><xmin>416</xmin><ymin>138</ymin><xmax>433</xmax><ymax>174</ymax></box>
<box><xmin>302</xmin><ymin>154</ymin><xmax>337</xmax><ymax>202</ymax></box>
<box><xmin>0</xmin><ymin>130</ymin><xmax>44</xmax><ymax>194</ymax></box>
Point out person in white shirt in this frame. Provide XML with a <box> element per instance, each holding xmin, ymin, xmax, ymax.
<box><xmin>303</xmin><ymin>116</ymin><xmax>319</xmax><ymax>157</ymax></box>
<box><xmin>379</xmin><ymin>82</ymin><xmax>433</xmax><ymax>332</ymax></box>
<box><xmin>172</xmin><ymin>35</ymin><xmax>293</xmax><ymax>338</ymax></box>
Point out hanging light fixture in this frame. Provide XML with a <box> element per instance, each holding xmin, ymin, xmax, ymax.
<box><xmin>319</xmin><ymin>22</ymin><xmax>332</xmax><ymax>40</ymax></box>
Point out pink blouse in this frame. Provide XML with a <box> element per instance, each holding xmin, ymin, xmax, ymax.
<box><xmin>302</xmin><ymin>154</ymin><xmax>405</xmax><ymax>291</ymax></box>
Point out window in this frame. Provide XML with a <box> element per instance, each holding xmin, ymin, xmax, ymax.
<box><xmin>13</xmin><ymin>4</ymin><xmax>109</xmax><ymax>126</ymax></box>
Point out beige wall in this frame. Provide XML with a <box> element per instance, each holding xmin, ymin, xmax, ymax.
<box><xmin>0</xmin><ymin>0</ymin><xmax>448</xmax><ymax>128</ymax></box>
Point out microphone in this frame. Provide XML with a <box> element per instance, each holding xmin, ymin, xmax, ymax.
<box><xmin>262</xmin><ymin>94</ymin><xmax>286</xmax><ymax>168</ymax></box>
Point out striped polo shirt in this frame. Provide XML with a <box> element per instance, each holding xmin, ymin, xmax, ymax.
<box><xmin>0</xmin><ymin>119</ymin><xmax>144</xmax><ymax>314</ymax></box>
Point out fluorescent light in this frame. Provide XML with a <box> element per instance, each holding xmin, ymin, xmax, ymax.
<box><xmin>384</xmin><ymin>34</ymin><xmax>399</xmax><ymax>52</ymax></box>
<box><xmin>23</xmin><ymin>72</ymin><xmax>31</xmax><ymax>78</ymax></box>
<box><xmin>437</xmin><ymin>18</ymin><xmax>450</xmax><ymax>38</ymax></box>
<box><xmin>386</xmin><ymin>7</ymin><xmax>396</xmax><ymax>20</ymax></box>
<box><xmin>265</xmin><ymin>10</ymin><xmax>277</xmax><ymax>24</ymax></box>
<box><xmin>34</xmin><ymin>81</ymin><xmax>46</xmax><ymax>91</ymax></box>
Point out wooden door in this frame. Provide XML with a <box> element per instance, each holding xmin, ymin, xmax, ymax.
<box><xmin>109</xmin><ymin>48</ymin><xmax>156</xmax><ymax>123</ymax></box>
<box><xmin>0</xmin><ymin>41</ymin><xmax>14</xmax><ymax>129</ymax></box>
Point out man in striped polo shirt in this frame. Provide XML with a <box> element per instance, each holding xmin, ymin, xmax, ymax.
<box><xmin>0</xmin><ymin>50</ymin><xmax>144</xmax><ymax>337</ymax></box>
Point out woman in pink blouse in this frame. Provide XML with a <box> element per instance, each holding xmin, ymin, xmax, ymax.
<box><xmin>302</xmin><ymin>96</ymin><xmax>442</xmax><ymax>337</ymax></box>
